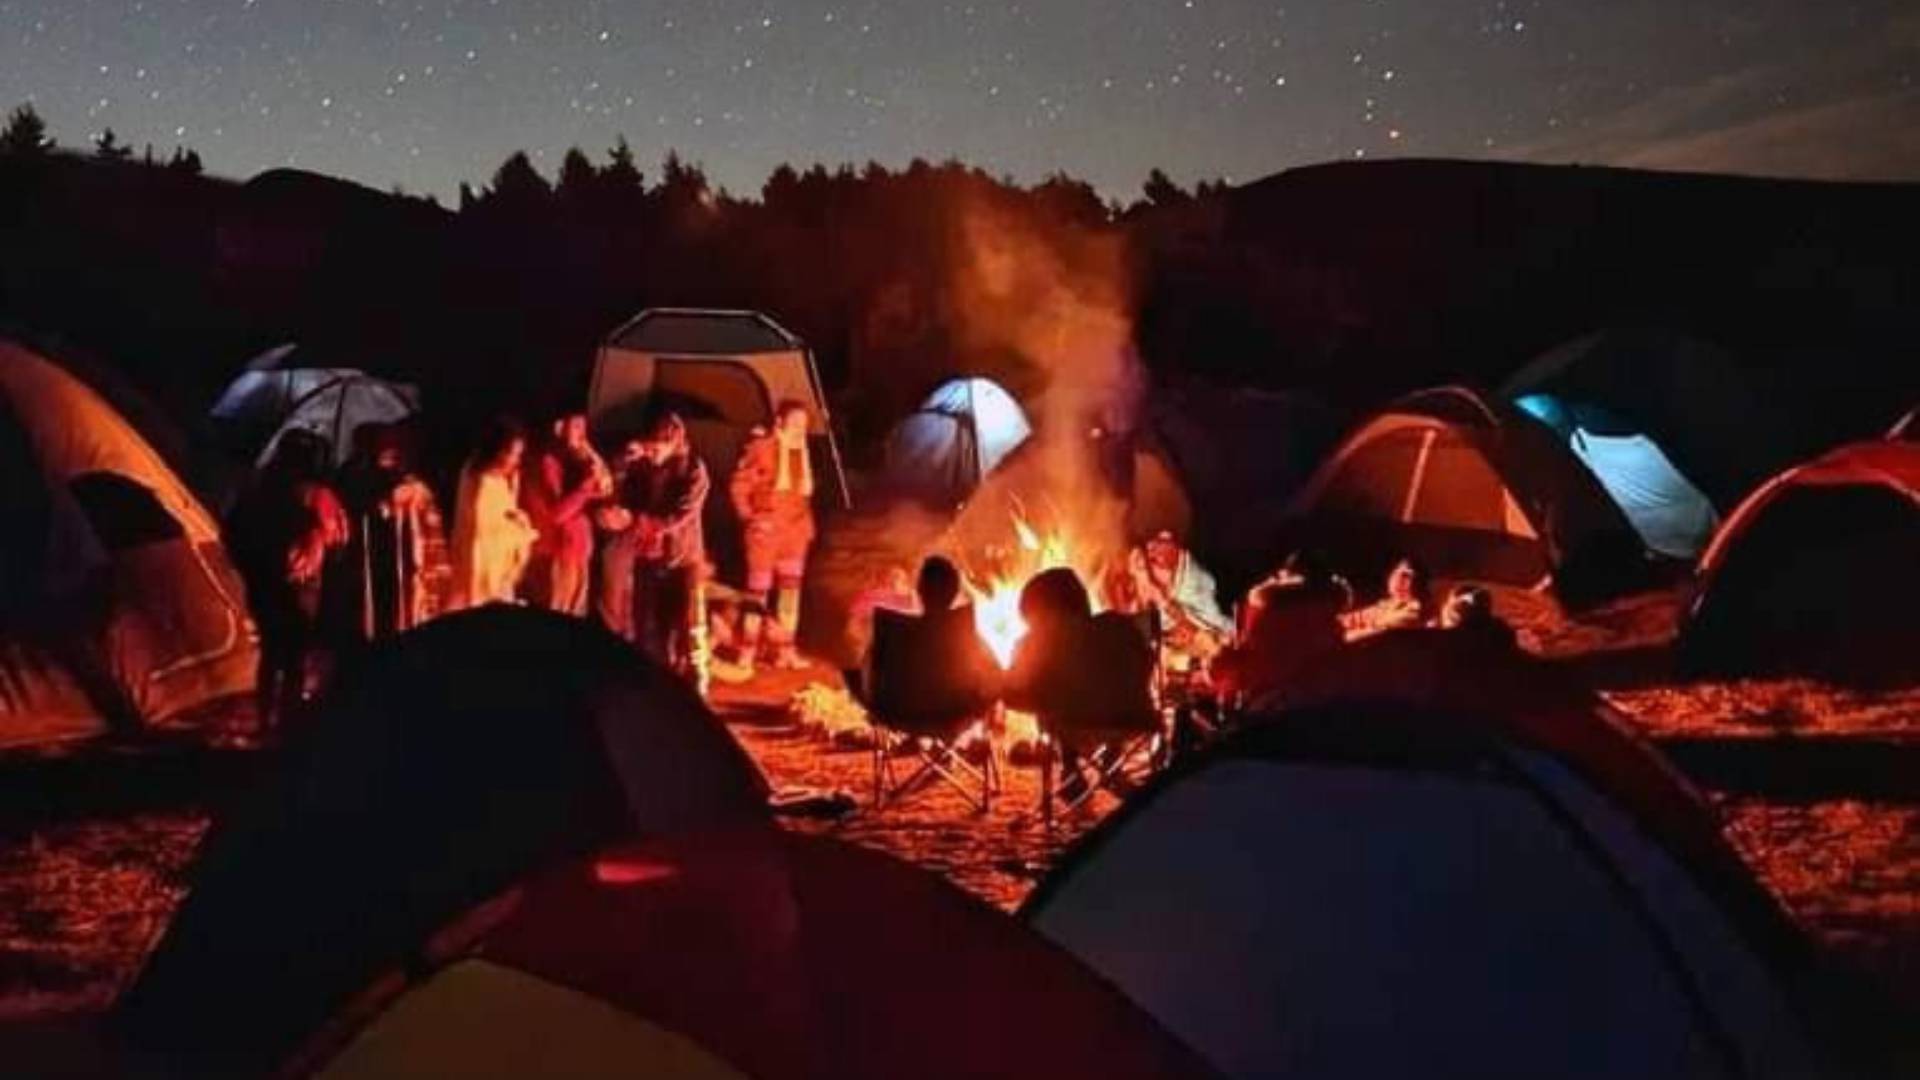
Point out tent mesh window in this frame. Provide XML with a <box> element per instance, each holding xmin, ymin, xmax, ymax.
<box><xmin>68</xmin><ymin>472</ymin><xmax>184</xmax><ymax>551</ymax></box>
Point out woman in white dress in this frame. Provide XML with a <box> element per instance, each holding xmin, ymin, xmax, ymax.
<box><xmin>449</xmin><ymin>420</ymin><xmax>538</xmax><ymax>610</ymax></box>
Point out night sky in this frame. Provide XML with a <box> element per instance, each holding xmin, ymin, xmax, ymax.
<box><xmin>3</xmin><ymin>1</ymin><xmax>1916</xmax><ymax>202</ymax></box>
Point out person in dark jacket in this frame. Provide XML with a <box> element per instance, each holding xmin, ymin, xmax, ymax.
<box><xmin>226</xmin><ymin>430</ymin><xmax>346</xmax><ymax>739</ymax></box>
<box><xmin>618</xmin><ymin>412</ymin><xmax>710</xmax><ymax>691</ymax></box>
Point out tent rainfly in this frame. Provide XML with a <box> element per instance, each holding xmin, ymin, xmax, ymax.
<box><xmin>1024</xmin><ymin>634</ymin><xmax>1826</xmax><ymax>1079</ymax></box>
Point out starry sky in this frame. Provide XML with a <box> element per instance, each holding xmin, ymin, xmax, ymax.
<box><xmin>3</xmin><ymin>1</ymin><xmax>1916</xmax><ymax>203</ymax></box>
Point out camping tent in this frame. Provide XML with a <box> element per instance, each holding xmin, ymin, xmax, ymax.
<box><xmin>1287</xmin><ymin>386</ymin><xmax>1646</xmax><ymax>606</ymax></box>
<box><xmin>1501</xmin><ymin>330</ymin><xmax>1795</xmax><ymax>523</ymax></box>
<box><xmin>279</xmin><ymin>829</ymin><xmax>1210</xmax><ymax>1080</ymax></box>
<box><xmin>1514</xmin><ymin>393</ymin><xmax>1719</xmax><ymax>558</ymax></box>
<box><xmin>212</xmin><ymin>343</ymin><xmax>419</xmax><ymax>465</ymax></box>
<box><xmin>0</xmin><ymin>341</ymin><xmax>255</xmax><ymax>742</ymax></box>
<box><xmin>117</xmin><ymin>606</ymin><xmax>770</xmax><ymax>1074</ymax></box>
<box><xmin>254</xmin><ymin>371</ymin><xmax>418</xmax><ymax>467</ymax></box>
<box><xmin>1681</xmin><ymin>441</ymin><xmax>1919</xmax><ymax>682</ymax></box>
<box><xmin>1022</xmin><ymin>635</ymin><xmax>1823</xmax><ymax>1079</ymax></box>
<box><xmin>588</xmin><ymin>309</ymin><xmax>850</xmax><ymax>585</ymax></box>
<box><xmin>882</xmin><ymin>376</ymin><xmax>1032</xmax><ymax>506</ymax></box>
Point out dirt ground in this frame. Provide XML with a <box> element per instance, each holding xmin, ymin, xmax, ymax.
<box><xmin>0</xmin><ymin>586</ymin><xmax>1916</xmax><ymax>1047</ymax></box>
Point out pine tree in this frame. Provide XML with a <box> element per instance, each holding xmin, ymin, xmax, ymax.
<box><xmin>487</xmin><ymin>150</ymin><xmax>552</xmax><ymax>214</ymax></box>
<box><xmin>556</xmin><ymin>146</ymin><xmax>596</xmax><ymax>207</ymax></box>
<box><xmin>92</xmin><ymin>127</ymin><xmax>133</xmax><ymax>161</ymax></box>
<box><xmin>0</xmin><ymin>103</ymin><xmax>52</xmax><ymax>157</ymax></box>
<box><xmin>1141</xmin><ymin>168</ymin><xmax>1191</xmax><ymax>209</ymax></box>
<box><xmin>599</xmin><ymin>136</ymin><xmax>643</xmax><ymax>194</ymax></box>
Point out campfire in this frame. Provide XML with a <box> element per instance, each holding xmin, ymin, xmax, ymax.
<box><xmin>951</xmin><ymin>504</ymin><xmax>1111</xmax><ymax>750</ymax></box>
<box><xmin>963</xmin><ymin>509</ymin><xmax>1080</xmax><ymax>670</ymax></box>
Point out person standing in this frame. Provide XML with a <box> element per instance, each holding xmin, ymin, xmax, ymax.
<box><xmin>520</xmin><ymin>412</ymin><xmax>611</xmax><ymax>616</ymax></box>
<box><xmin>449</xmin><ymin>419</ymin><xmax>537</xmax><ymax>610</ymax></box>
<box><xmin>226</xmin><ymin>430</ymin><xmax>347</xmax><ymax>739</ymax></box>
<box><xmin>329</xmin><ymin>422</ymin><xmax>445</xmax><ymax>649</ymax></box>
<box><xmin>728</xmin><ymin>399</ymin><xmax>816</xmax><ymax>671</ymax></box>
<box><xmin>620</xmin><ymin>413</ymin><xmax>710</xmax><ymax>690</ymax></box>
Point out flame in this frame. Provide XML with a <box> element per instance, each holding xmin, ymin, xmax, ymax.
<box><xmin>962</xmin><ymin>508</ymin><xmax>1092</xmax><ymax>671</ymax></box>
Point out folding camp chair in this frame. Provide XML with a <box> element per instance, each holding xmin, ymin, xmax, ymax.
<box><xmin>855</xmin><ymin>609</ymin><xmax>1000</xmax><ymax>814</ymax></box>
<box><xmin>1037</xmin><ymin>611</ymin><xmax>1166</xmax><ymax>825</ymax></box>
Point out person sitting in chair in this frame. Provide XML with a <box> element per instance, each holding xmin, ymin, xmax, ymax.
<box><xmin>1007</xmin><ymin>568</ymin><xmax>1157</xmax><ymax>805</ymax></box>
<box><xmin>863</xmin><ymin>556</ymin><xmax>998</xmax><ymax>730</ymax></box>
<box><xmin>1128</xmin><ymin>530</ymin><xmax>1232</xmax><ymax>667</ymax></box>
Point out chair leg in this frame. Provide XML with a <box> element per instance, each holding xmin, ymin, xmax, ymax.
<box><xmin>1040</xmin><ymin>738</ymin><xmax>1055</xmax><ymax>829</ymax></box>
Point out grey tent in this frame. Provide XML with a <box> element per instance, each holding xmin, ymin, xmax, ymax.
<box><xmin>1023</xmin><ymin>634</ymin><xmax>1826</xmax><ymax>1079</ymax></box>
<box><xmin>588</xmin><ymin>309</ymin><xmax>850</xmax><ymax>584</ymax></box>
<box><xmin>883</xmin><ymin>376</ymin><xmax>1033</xmax><ymax>506</ymax></box>
<box><xmin>212</xmin><ymin>343</ymin><xmax>419</xmax><ymax>465</ymax></box>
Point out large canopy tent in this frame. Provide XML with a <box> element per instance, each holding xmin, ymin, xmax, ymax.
<box><xmin>0</xmin><ymin>341</ymin><xmax>255</xmax><ymax>745</ymax></box>
<box><xmin>588</xmin><ymin>309</ymin><xmax>850</xmax><ymax>585</ymax></box>
<box><xmin>1286</xmin><ymin>386</ymin><xmax>1647</xmax><ymax>607</ymax></box>
<box><xmin>1681</xmin><ymin>441</ymin><xmax>1919</xmax><ymax>683</ymax></box>
<box><xmin>117</xmin><ymin>606</ymin><xmax>770</xmax><ymax>1075</ymax></box>
<box><xmin>280</xmin><ymin>830</ymin><xmax>1211</xmax><ymax>1080</ymax></box>
<box><xmin>882</xmin><ymin>376</ymin><xmax>1033</xmax><ymax>506</ymax></box>
<box><xmin>1022</xmin><ymin>635</ymin><xmax>1828</xmax><ymax>1080</ymax></box>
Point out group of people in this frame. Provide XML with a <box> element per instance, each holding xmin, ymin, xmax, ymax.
<box><xmin>862</xmin><ymin>555</ymin><xmax>1159</xmax><ymax>801</ymax></box>
<box><xmin>226</xmin><ymin>423</ymin><xmax>444</xmax><ymax>738</ymax></box>
<box><xmin>225</xmin><ymin>398</ymin><xmax>824</xmax><ymax>737</ymax></box>
<box><xmin>1212</xmin><ymin>554</ymin><xmax>1517</xmax><ymax>709</ymax></box>
<box><xmin>861</xmin><ymin>535</ymin><xmax>1519</xmax><ymax>793</ymax></box>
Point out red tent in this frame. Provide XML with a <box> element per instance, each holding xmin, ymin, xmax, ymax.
<box><xmin>1683</xmin><ymin>441</ymin><xmax>1919</xmax><ymax>681</ymax></box>
<box><xmin>293</xmin><ymin>829</ymin><xmax>1214</xmax><ymax>1079</ymax></box>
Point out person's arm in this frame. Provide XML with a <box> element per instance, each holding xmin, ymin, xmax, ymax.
<box><xmin>728</xmin><ymin>436</ymin><xmax>765</xmax><ymax>521</ymax></box>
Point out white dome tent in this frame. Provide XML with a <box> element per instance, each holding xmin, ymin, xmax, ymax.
<box><xmin>883</xmin><ymin>376</ymin><xmax>1033</xmax><ymax>506</ymax></box>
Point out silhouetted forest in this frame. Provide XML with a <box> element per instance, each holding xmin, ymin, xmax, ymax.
<box><xmin>2</xmin><ymin>100</ymin><xmax>1916</xmax><ymax>472</ymax></box>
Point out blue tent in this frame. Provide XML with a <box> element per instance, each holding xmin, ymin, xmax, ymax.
<box><xmin>1515</xmin><ymin>393</ymin><xmax>1718</xmax><ymax>559</ymax></box>
<box><xmin>884</xmin><ymin>377</ymin><xmax>1032</xmax><ymax>505</ymax></box>
<box><xmin>1500</xmin><ymin>331</ymin><xmax>1762</xmax><ymax>559</ymax></box>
